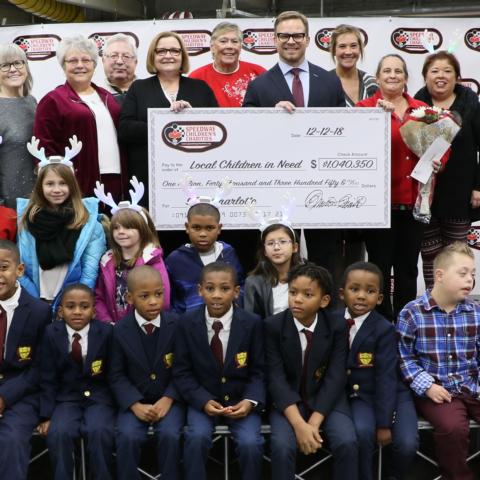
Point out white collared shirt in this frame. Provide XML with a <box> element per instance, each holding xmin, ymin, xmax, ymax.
<box><xmin>205</xmin><ymin>305</ymin><xmax>233</xmax><ymax>362</ymax></box>
<box><xmin>293</xmin><ymin>314</ymin><xmax>317</xmax><ymax>365</ymax></box>
<box><xmin>0</xmin><ymin>282</ymin><xmax>21</xmax><ymax>358</ymax></box>
<box><xmin>65</xmin><ymin>323</ymin><xmax>90</xmax><ymax>360</ymax></box>
<box><xmin>344</xmin><ymin>308</ymin><xmax>371</xmax><ymax>346</ymax></box>
<box><xmin>198</xmin><ymin>241</ymin><xmax>224</xmax><ymax>266</ymax></box>
<box><xmin>135</xmin><ymin>310</ymin><xmax>161</xmax><ymax>334</ymax></box>
<box><xmin>278</xmin><ymin>58</ymin><xmax>310</xmax><ymax>106</ymax></box>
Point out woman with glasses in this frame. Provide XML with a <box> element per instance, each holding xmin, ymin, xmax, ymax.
<box><xmin>119</xmin><ymin>31</ymin><xmax>217</xmax><ymax>211</ymax></box>
<box><xmin>0</xmin><ymin>43</ymin><xmax>36</xmax><ymax>208</ymax></box>
<box><xmin>33</xmin><ymin>35</ymin><xmax>126</xmax><ymax>199</ymax></box>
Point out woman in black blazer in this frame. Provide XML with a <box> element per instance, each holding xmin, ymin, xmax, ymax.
<box><xmin>119</xmin><ymin>31</ymin><xmax>218</xmax><ymax>207</ymax></box>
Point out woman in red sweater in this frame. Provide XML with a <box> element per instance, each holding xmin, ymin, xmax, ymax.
<box><xmin>356</xmin><ymin>54</ymin><xmax>429</xmax><ymax>320</ymax></box>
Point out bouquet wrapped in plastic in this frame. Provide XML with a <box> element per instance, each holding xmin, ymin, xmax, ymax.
<box><xmin>400</xmin><ymin>106</ymin><xmax>461</xmax><ymax>223</ymax></box>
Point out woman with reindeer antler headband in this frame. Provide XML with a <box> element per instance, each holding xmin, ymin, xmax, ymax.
<box><xmin>16</xmin><ymin>136</ymin><xmax>106</xmax><ymax>313</ymax></box>
<box><xmin>33</xmin><ymin>35</ymin><xmax>127</xmax><ymax>199</ymax></box>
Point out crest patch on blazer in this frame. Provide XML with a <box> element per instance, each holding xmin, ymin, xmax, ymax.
<box><xmin>235</xmin><ymin>351</ymin><xmax>248</xmax><ymax>368</ymax></box>
<box><xmin>17</xmin><ymin>346</ymin><xmax>31</xmax><ymax>361</ymax></box>
<box><xmin>314</xmin><ymin>366</ymin><xmax>326</xmax><ymax>381</ymax></box>
<box><xmin>357</xmin><ymin>352</ymin><xmax>374</xmax><ymax>367</ymax></box>
<box><xmin>91</xmin><ymin>359</ymin><xmax>103</xmax><ymax>376</ymax></box>
<box><xmin>164</xmin><ymin>352</ymin><xmax>174</xmax><ymax>369</ymax></box>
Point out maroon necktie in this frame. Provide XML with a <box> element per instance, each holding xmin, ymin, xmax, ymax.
<box><xmin>346</xmin><ymin>318</ymin><xmax>355</xmax><ymax>344</ymax></box>
<box><xmin>211</xmin><ymin>321</ymin><xmax>224</xmax><ymax>368</ymax></box>
<box><xmin>144</xmin><ymin>323</ymin><xmax>155</xmax><ymax>335</ymax></box>
<box><xmin>0</xmin><ymin>306</ymin><xmax>6</xmax><ymax>365</ymax></box>
<box><xmin>291</xmin><ymin>68</ymin><xmax>305</xmax><ymax>107</ymax></box>
<box><xmin>71</xmin><ymin>333</ymin><xmax>82</xmax><ymax>365</ymax></box>
<box><xmin>300</xmin><ymin>328</ymin><xmax>313</xmax><ymax>401</ymax></box>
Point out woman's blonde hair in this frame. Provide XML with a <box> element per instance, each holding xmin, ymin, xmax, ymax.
<box><xmin>22</xmin><ymin>164</ymin><xmax>88</xmax><ymax>230</ymax></box>
<box><xmin>146</xmin><ymin>31</ymin><xmax>190</xmax><ymax>75</ymax></box>
<box><xmin>109</xmin><ymin>207</ymin><xmax>160</xmax><ymax>267</ymax></box>
<box><xmin>0</xmin><ymin>43</ymin><xmax>33</xmax><ymax>96</ymax></box>
<box><xmin>330</xmin><ymin>24</ymin><xmax>365</xmax><ymax>63</ymax></box>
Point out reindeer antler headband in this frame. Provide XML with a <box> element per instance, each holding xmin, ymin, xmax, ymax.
<box><xmin>246</xmin><ymin>193</ymin><xmax>296</xmax><ymax>238</ymax></box>
<box><xmin>182</xmin><ymin>175</ymin><xmax>233</xmax><ymax>212</ymax></box>
<box><xmin>94</xmin><ymin>176</ymin><xmax>148</xmax><ymax>223</ymax></box>
<box><xmin>27</xmin><ymin>135</ymin><xmax>82</xmax><ymax>171</ymax></box>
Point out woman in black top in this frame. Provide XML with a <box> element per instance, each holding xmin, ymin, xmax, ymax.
<box><xmin>414</xmin><ymin>50</ymin><xmax>480</xmax><ymax>288</ymax></box>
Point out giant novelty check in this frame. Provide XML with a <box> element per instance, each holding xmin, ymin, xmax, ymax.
<box><xmin>148</xmin><ymin>108</ymin><xmax>391</xmax><ymax>229</ymax></box>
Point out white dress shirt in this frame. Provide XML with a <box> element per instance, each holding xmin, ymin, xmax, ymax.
<box><xmin>0</xmin><ymin>282</ymin><xmax>21</xmax><ymax>358</ymax></box>
<box><xmin>278</xmin><ymin>58</ymin><xmax>310</xmax><ymax>106</ymax></box>
<box><xmin>293</xmin><ymin>314</ymin><xmax>317</xmax><ymax>365</ymax></box>
<box><xmin>135</xmin><ymin>310</ymin><xmax>161</xmax><ymax>334</ymax></box>
<box><xmin>344</xmin><ymin>308</ymin><xmax>371</xmax><ymax>346</ymax></box>
<box><xmin>65</xmin><ymin>323</ymin><xmax>90</xmax><ymax>360</ymax></box>
<box><xmin>205</xmin><ymin>305</ymin><xmax>233</xmax><ymax>362</ymax></box>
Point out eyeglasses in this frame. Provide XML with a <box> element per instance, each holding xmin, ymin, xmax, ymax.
<box><xmin>154</xmin><ymin>48</ymin><xmax>182</xmax><ymax>57</ymax></box>
<box><xmin>0</xmin><ymin>60</ymin><xmax>25</xmax><ymax>72</ymax></box>
<box><xmin>276</xmin><ymin>33</ymin><xmax>307</xmax><ymax>43</ymax></box>
<box><xmin>104</xmin><ymin>53</ymin><xmax>136</xmax><ymax>62</ymax></box>
<box><xmin>64</xmin><ymin>58</ymin><xmax>94</xmax><ymax>65</ymax></box>
<box><xmin>265</xmin><ymin>239</ymin><xmax>293</xmax><ymax>248</ymax></box>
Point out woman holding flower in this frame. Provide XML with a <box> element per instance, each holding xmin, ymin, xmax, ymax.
<box><xmin>356</xmin><ymin>54</ymin><xmax>430</xmax><ymax>320</ymax></box>
<box><xmin>414</xmin><ymin>51</ymin><xmax>480</xmax><ymax>288</ymax></box>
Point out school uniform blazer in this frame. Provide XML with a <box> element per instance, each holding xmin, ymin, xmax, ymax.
<box><xmin>39</xmin><ymin>319</ymin><xmax>113</xmax><ymax>419</ymax></box>
<box><xmin>342</xmin><ymin>310</ymin><xmax>410</xmax><ymax>428</ymax></box>
<box><xmin>109</xmin><ymin>310</ymin><xmax>179</xmax><ymax>412</ymax></box>
<box><xmin>173</xmin><ymin>306</ymin><xmax>265</xmax><ymax>411</ymax></box>
<box><xmin>265</xmin><ymin>308</ymin><xmax>348</xmax><ymax>416</ymax></box>
<box><xmin>243</xmin><ymin>62</ymin><xmax>345</xmax><ymax>108</ymax></box>
<box><xmin>244</xmin><ymin>275</ymin><xmax>273</xmax><ymax>319</ymax></box>
<box><xmin>0</xmin><ymin>289</ymin><xmax>51</xmax><ymax>407</ymax></box>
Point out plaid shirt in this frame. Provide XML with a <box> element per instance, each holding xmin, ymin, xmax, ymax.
<box><xmin>396</xmin><ymin>291</ymin><xmax>480</xmax><ymax>398</ymax></box>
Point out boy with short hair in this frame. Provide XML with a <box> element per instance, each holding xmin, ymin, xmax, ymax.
<box><xmin>110</xmin><ymin>265</ymin><xmax>183</xmax><ymax>480</ymax></box>
<box><xmin>397</xmin><ymin>242</ymin><xmax>480</xmax><ymax>480</ymax></box>
<box><xmin>165</xmin><ymin>202</ymin><xmax>244</xmax><ymax>313</ymax></box>
<box><xmin>37</xmin><ymin>283</ymin><xmax>115</xmax><ymax>480</ymax></box>
<box><xmin>339</xmin><ymin>261</ymin><xmax>417</xmax><ymax>480</ymax></box>
<box><xmin>265</xmin><ymin>262</ymin><xmax>358</xmax><ymax>480</ymax></box>
<box><xmin>173</xmin><ymin>261</ymin><xmax>265</xmax><ymax>480</ymax></box>
<box><xmin>0</xmin><ymin>239</ymin><xmax>51</xmax><ymax>479</ymax></box>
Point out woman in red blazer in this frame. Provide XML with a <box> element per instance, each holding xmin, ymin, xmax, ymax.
<box><xmin>356</xmin><ymin>54</ymin><xmax>430</xmax><ymax>320</ymax></box>
<box><xmin>34</xmin><ymin>35</ymin><xmax>127</xmax><ymax>199</ymax></box>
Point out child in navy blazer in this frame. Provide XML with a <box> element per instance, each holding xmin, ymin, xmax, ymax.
<box><xmin>0</xmin><ymin>240</ymin><xmax>51</xmax><ymax>479</ymax></box>
<box><xmin>37</xmin><ymin>283</ymin><xmax>115</xmax><ymax>480</ymax></box>
<box><xmin>339</xmin><ymin>261</ymin><xmax>418</xmax><ymax>480</ymax></box>
<box><xmin>173</xmin><ymin>261</ymin><xmax>265</xmax><ymax>480</ymax></box>
<box><xmin>110</xmin><ymin>265</ymin><xmax>184</xmax><ymax>480</ymax></box>
<box><xmin>265</xmin><ymin>263</ymin><xmax>358</xmax><ymax>480</ymax></box>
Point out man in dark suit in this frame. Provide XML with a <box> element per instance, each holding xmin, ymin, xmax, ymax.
<box><xmin>0</xmin><ymin>240</ymin><xmax>51</xmax><ymax>479</ymax></box>
<box><xmin>173</xmin><ymin>261</ymin><xmax>265</xmax><ymax>480</ymax></box>
<box><xmin>265</xmin><ymin>263</ymin><xmax>358</xmax><ymax>480</ymax></box>
<box><xmin>110</xmin><ymin>266</ymin><xmax>184</xmax><ymax>480</ymax></box>
<box><xmin>243</xmin><ymin>11</ymin><xmax>345</xmax><ymax>277</ymax></box>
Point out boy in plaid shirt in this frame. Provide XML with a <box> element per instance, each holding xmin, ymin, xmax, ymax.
<box><xmin>397</xmin><ymin>242</ymin><xmax>480</xmax><ymax>480</ymax></box>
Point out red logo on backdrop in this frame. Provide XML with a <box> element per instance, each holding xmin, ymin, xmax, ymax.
<box><xmin>467</xmin><ymin>227</ymin><xmax>480</xmax><ymax>250</ymax></box>
<box><xmin>391</xmin><ymin>28</ymin><xmax>442</xmax><ymax>53</ymax></box>
<box><xmin>464</xmin><ymin>29</ymin><xmax>480</xmax><ymax>51</ymax></box>
<box><xmin>88</xmin><ymin>32</ymin><xmax>139</xmax><ymax>57</ymax></box>
<box><xmin>175</xmin><ymin>30</ymin><xmax>211</xmax><ymax>56</ymax></box>
<box><xmin>459</xmin><ymin>78</ymin><xmax>480</xmax><ymax>95</ymax></box>
<box><xmin>314</xmin><ymin>28</ymin><xmax>369</xmax><ymax>52</ymax></box>
<box><xmin>13</xmin><ymin>34</ymin><xmax>61</xmax><ymax>61</ymax></box>
<box><xmin>162</xmin><ymin>121</ymin><xmax>227</xmax><ymax>153</ymax></box>
<box><xmin>242</xmin><ymin>29</ymin><xmax>276</xmax><ymax>55</ymax></box>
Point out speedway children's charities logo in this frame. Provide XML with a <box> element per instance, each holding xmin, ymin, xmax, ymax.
<box><xmin>13</xmin><ymin>34</ymin><xmax>61</xmax><ymax>61</ymax></box>
<box><xmin>242</xmin><ymin>29</ymin><xmax>276</xmax><ymax>54</ymax></box>
<box><xmin>89</xmin><ymin>32</ymin><xmax>139</xmax><ymax>56</ymax></box>
<box><xmin>175</xmin><ymin>30</ymin><xmax>211</xmax><ymax>56</ymax></box>
<box><xmin>391</xmin><ymin>28</ymin><xmax>442</xmax><ymax>53</ymax></box>
<box><xmin>465</xmin><ymin>29</ymin><xmax>480</xmax><ymax>51</ymax></box>
<box><xmin>315</xmin><ymin>27</ymin><xmax>368</xmax><ymax>52</ymax></box>
<box><xmin>459</xmin><ymin>78</ymin><xmax>480</xmax><ymax>95</ymax></box>
<box><xmin>162</xmin><ymin>121</ymin><xmax>227</xmax><ymax>153</ymax></box>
